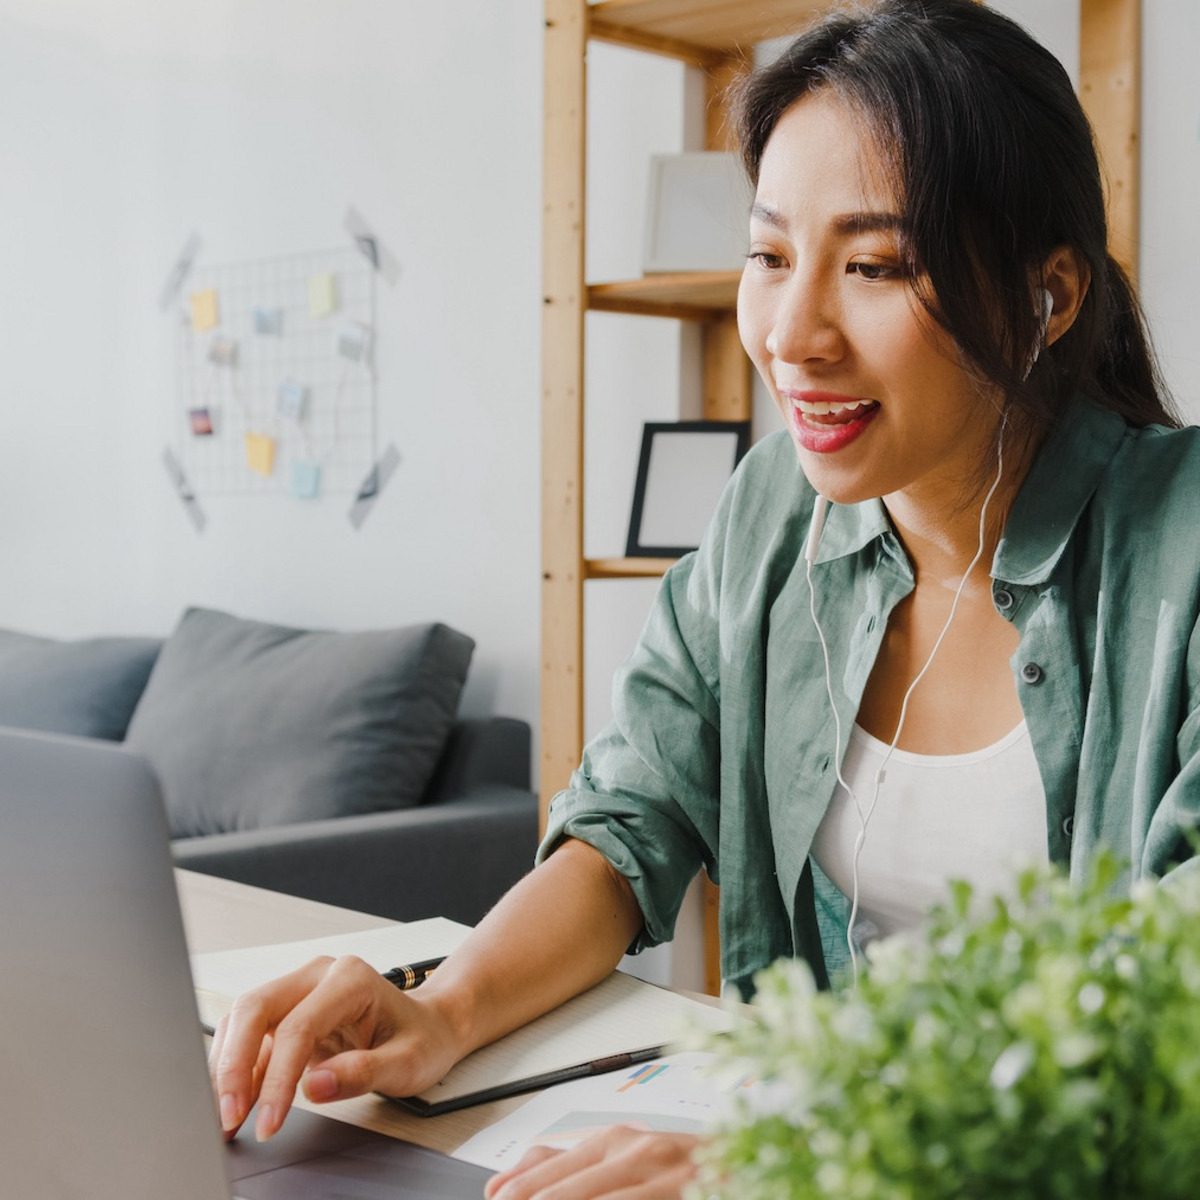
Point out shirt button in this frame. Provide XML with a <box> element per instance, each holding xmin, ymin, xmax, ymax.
<box><xmin>994</xmin><ymin>588</ymin><xmax>1015</xmax><ymax>612</ymax></box>
<box><xmin>1021</xmin><ymin>662</ymin><xmax>1043</xmax><ymax>684</ymax></box>
<box><xmin>1062</xmin><ymin>815</ymin><xmax>1075</xmax><ymax>838</ymax></box>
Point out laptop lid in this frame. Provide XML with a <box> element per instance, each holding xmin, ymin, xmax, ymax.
<box><xmin>0</xmin><ymin>726</ymin><xmax>232</xmax><ymax>1199</ymax></box>
<box><xmin>0</xmin><ymin>727</ymin><xmax>494</xmax><ymax>1198</ymax></box>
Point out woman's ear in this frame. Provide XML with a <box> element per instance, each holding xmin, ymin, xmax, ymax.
<box><xmin>1039</xmin><ymin>246</ymin><xmax>1090</xmax><ymax>346</ymax></box>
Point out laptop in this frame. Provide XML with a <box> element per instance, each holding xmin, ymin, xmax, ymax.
<box><xmin>0</xmin><ymin>726</ymin><xmax>494</xmax><ymax>1198</ymax></box>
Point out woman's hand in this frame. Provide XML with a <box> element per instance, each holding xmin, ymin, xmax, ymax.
<box><xmin>209</xmin><ymin>952</ymin><xmax>465</xmax><ymax>1142</ymax></box>
<box><xmin>484</xmin><ymin>1127</ymin><xmax>702</xmax><ymax>1199</ymax></box>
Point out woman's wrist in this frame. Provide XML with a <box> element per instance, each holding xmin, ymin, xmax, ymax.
<box><xmin>410</xmin><ymin>967</ymin><xmax>482</xmax><ymax>1061</ymax></box>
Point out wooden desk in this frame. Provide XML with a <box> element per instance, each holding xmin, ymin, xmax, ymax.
<box><xmin>176</xmin><ymin>869</ymin><xmax>533</xmax><ymax>1155</ymax></box>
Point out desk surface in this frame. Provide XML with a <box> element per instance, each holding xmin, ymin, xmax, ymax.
<box><xmin>176</xmin><ymin>870</ymin><xmax>533</xmax><ymax>1155</ymax></box>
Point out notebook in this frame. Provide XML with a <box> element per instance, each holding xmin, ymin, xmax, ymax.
<box><xmin>0</xmin><ymin>726</ymin><xmax>492</xmax><ymax>1199</ymax></box>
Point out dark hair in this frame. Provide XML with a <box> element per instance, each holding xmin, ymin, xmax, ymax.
<box><xmin>735</xmin><ymin>0</ymin><xmax>1180</xmax><ymax>439</ymax></box>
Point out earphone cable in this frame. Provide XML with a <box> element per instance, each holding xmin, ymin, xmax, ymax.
<box><xmin>807</xmin><ymin>416</ymin><xmax>1008</xmax><ymax>987</ymax></box>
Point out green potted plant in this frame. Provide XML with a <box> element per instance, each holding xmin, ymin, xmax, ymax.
<box><xmin>694</xmin><ymin>856</ymin><xmax>1200</xmax><ymax>1199</ymax></box>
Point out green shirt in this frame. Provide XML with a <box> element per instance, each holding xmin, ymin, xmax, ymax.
<box><xmin>540</xmin><ymin>399</ymin><xmax>1200</xmax><ymax>998</ymax></box>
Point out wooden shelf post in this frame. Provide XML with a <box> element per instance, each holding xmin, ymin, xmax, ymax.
<box><xmin>1079</xmin><ymin>0</ymin><xmax>1141</xmax><ymax>280</ymax></box>
<box><xmin>541</xmin><ymin>0</ymin><xmax>589</xmax><ymax>831</ymax></box>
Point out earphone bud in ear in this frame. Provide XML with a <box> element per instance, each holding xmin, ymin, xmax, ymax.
<box><xmin>1026</xmin><ymin>287</ymin><xmax>1054</xmax><ymax>376</ymax></box>
<box><xmin>1038</xmin><ymin>286</ymin><xmax>1054</xmax><ymax>332</ymax></box>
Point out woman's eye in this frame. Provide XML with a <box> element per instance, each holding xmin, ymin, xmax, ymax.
<box><xmin>748</xmin><ymin>251</ymin><xmax>785</xmax><ymax>270</ymax></box>
<box><xmin>847</xmin><ymin>260</ymin><xmax>899</xmax><ymax>281</ymax></box>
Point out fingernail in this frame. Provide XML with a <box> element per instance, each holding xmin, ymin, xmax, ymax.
<box><xmin>219</xmin><ymin>1092</ymin><xmax>239</xmax><ymax>1131</ymax></box>
<box><xmin>255</xmin><ymin>1103</ymin><xmax>277</xmax><ymax>1142</ymax></box>
<box><xmin>304</xmin><ymin>1069</ymin><xmax>338</xmax><ymax>1102</ymax></box>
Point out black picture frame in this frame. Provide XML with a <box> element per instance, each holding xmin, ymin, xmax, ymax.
<box><xmin>625</xmin><ymin>420</ymin><xmax>751</xmax><ymax>558</ymax></box>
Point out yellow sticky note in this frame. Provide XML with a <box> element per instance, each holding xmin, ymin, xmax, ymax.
<box><xmin>245</xmin><ymin>432</ymin><xmax>276</xmax><ymax>477</ymax></box>
<box><xmin>190</xmin><ymin>288</ymin><xmax>219</xmax><ymax>331</ymax></box>
<box><xmin>308</xmin><ymin>272</ymin><xmax>338</xmax><ymax>318</ymax></box>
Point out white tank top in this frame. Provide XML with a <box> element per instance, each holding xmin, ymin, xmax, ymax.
<box><xmin>809</xmin><ymin>721</ymin><xmax>1048</xmax><ymax>946</ymax></box>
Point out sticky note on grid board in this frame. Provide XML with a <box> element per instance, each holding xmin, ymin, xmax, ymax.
<box><xmin>190</xmin><ymin>288</ymin><xmax>219</xmax><ymax>331</ymax></box>
<box><xmin>337</xmin><ymin>320</ymin><xmax>372</xmax><ymax>365</ymax></box>
<box><xmin>254</xmin><ymin>306</ymin><xmax>284</xmax><ymax>335</ymax></box>
<box><xmin>308</xmin><ymin>272</ymin><xmax>338</xmax><ymax>318</ymax></box>
<box><xmin>245</xmin><ymin>432</ymin><xmax>276</xmax><ymax>477</ymax></box>
<box><xmin>291</xmin><ymin>461</ymin><xmax>321</xmax><ymax>500</ymax></box>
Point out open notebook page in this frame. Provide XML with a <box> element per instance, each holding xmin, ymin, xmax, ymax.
<box><xmin>190</xmin><ymin>919</ymin><xmax>473</xmax><ymax>1029</ymax></box>
<box><xmin>417</xmin><ymin>970</ymin><xmax>733</xmax><ymax>1106</ymax></box>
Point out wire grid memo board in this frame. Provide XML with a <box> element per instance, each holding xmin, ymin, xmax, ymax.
<box><xmin>173</xmin><ymin>245</ymin><xmax>377</xmax><ymax>497</ymax></box>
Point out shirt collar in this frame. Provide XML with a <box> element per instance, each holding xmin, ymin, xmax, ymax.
<box><xmin>811</xmin><ymin>494</ymin><xmax>892</xmax><ymax>564</ymax></box>
<box><xmin>993</xmin><ymin>397</ymin><xmax>1127</xmax><ymax>586</ymax></box>
<box><xmin>809</xmin><ymin>396</ymin><xmax>1128</xmax><ymax>583</ymax></box>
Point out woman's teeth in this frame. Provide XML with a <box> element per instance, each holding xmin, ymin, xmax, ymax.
<box><xmin>794</xmin><ymin>398</ymin><xmax>877</xmax><ymax>424</ymax></box>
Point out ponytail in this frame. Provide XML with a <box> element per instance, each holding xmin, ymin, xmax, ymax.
<box><xmin>1087</xmin><ymin>256</ymin><xmax>1181</xmax><ymax>429</ymax></box>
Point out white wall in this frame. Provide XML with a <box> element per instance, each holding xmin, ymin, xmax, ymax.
<box><xmin>0</xmin><ymin>0</ymin><xmax>543</xmax><ymax>726</ymax></box>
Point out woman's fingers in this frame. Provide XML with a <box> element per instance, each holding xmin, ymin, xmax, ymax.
<box><xmin>247</xmin><ymin>955</ymin><xmax>397</xmax><ymax>1140</ymax></box>
<box><xmin>485</xmin><ymin>1127</ymin><xmax>701</xmax><ymax>1199</ymax></box>
<box><xmin>485</xmin><ymin>1145</ymin><xmax>563</xmax><ymax>1197</ymax></box>
<box><xmin>210</xmin><ymin>955</ymin><xmax>337</xmax><ymax>1137</ymax></box>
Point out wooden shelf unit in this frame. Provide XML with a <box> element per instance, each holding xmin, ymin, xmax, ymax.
<box><xmin>541</xmin><ymin>0</ymin><xmax>1141</xmax><ymax>994</ymax></box>
<box><xmin>541</xmin><ymin>0</ymin><xmax>784</xmax><ymax>831</ymax></box>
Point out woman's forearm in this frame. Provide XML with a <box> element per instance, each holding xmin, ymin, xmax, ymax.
<box><xmin>417</xmin><ymin>837</ymin><xmax>644</xmax><ymax>1059</ymax></box>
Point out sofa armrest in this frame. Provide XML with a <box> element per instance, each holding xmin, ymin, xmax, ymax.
<box><xmin>423</xmin><ymin>717</ymin><xmax>531</xmax><ymax>801</ymax></box>
<box><xmin>171</xmin><ymin>785</ymin><xmax>537</xmax><ymax>926</ymax></box>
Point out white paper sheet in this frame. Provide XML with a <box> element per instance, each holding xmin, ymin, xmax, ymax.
<box><xmin>453</xmin><ymin>1050</ymin><xmax>759</xmax><ymax>1169</ymax></box>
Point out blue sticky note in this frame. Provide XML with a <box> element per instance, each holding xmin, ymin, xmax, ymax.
<box><xmin>254</xmin><ymin>306</ymin><xmax>284</xmax><ymax>335</ymax></box>
<box><xmin>291</xmin><ymin>461</ymin><xmax>321</xmax><ymax>500</ymax></box>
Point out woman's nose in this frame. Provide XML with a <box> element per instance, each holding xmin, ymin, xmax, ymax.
<box><xmin>764</xmin><ymin>274</ymin><xmax>843</xmax><ymax>365</ymax></box>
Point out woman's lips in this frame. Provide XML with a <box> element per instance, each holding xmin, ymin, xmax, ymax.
<box><xmin>785</xmin><ymin>391</ymin><xmax>880</xmax><ymax>453</ymax></box>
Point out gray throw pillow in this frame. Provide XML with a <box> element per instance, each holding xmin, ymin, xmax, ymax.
<box><xmin>124</xmin><ymin>608</ymin><xmax>474</xmax><ymax>838</ymax></box>
<box><xmin>0</xmin><ymin>629</ymin><xmax>162</xmax><ymax>741</ymax></box>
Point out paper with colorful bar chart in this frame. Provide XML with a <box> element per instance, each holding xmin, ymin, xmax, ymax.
<box><xmin>451</xmin><ymin>1051</ymin><xmax>762</xmax><ymax>1170</ymax></box>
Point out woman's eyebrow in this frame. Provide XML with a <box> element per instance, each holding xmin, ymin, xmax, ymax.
<box><xmin>749</xmin><ymin>205</ymin><xmax>904</xmax><ymax>236</ymax></box>
<box><xmin>832</xmin><ymin>211</ymin><xmax>903</xmax><ymax>235</ymax></box>
<box><xmin>749</xmin><ymin>202</ymin><xmax>786</xmax><ymax>229</ymax></box>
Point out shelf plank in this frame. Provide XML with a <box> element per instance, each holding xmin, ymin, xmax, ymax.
<box><xmin>587</xmin><ymin>271</ymin><xmax>740</xmax><ymax>319</ymax></box>
<box><xmin>585</xmin><ymin>556</ymin><xmax>677</xmax><ymax>579</ymax></box>
<box><xmin>589</xmin><ymin>0</ymin><xmax>825</xmax><ymax>61</ymax></box>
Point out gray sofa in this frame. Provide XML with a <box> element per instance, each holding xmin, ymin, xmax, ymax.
<box><xmin>0</xmin><ymin>609</ymin><xmax>537</xmax><ymax>926</ymax></box>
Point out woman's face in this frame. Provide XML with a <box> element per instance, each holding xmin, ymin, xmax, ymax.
<box><xmin>738</xmin><ymin>93</ymin><xmax>1002</xmax><ymax>510</ymax></box>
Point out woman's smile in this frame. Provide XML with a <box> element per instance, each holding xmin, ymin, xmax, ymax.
<box><xmin>783</xmin><ymin>390</ymin><xmax>881</xmax><ymax>452</ymax></box>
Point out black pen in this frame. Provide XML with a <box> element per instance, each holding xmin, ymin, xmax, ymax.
<box><xmin>381</xmin><ymin>956</ymin><xmax>446</xmax><ymax>991</ymax></box>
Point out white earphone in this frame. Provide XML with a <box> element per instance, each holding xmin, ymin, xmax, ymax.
<box><xmin>1039</xmin><ymin>285</ymin><xmax>1054</xmax><ymax>330</ymax></box>
<box><xmin>1029</xmin><ymin>287</ymin><xmax>1054</xmax><ymax>371</ymax></box>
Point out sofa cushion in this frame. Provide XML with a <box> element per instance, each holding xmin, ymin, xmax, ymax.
<box><xmin>124</xmin><ymin>608</ymin><xmax>474</xmax><ymax>837</ymax></box>
<box><xmin>0</xmin><ymin>629</ymin><xmax>162</xmax><ymax>741</ymax></box>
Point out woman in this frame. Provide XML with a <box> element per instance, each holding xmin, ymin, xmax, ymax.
<box><xmin>211</xmin><ymin>2</ymin><xmax>1200</xmax><ymax>1196</ymax></box>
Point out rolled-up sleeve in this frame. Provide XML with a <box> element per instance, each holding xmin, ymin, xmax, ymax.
<box><xmin>537</xmin><ymin>550</ymin><xmax>722</xmax><ymax>953</ymax></box>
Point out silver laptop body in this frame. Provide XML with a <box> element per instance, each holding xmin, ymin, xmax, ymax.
<box><xmin>0</xmin><ymin>727</ymin><xmax>492</xmax><ymax>1198</ymax></box>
